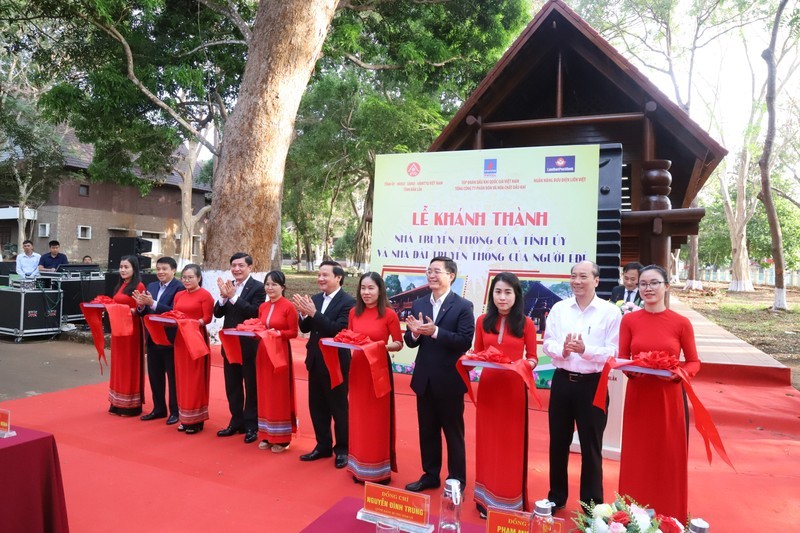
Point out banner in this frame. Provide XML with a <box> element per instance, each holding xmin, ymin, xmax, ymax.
<box><xmin>371</xmin><ymin>145</ymin><xmax>600</xmax><ymax>377</ymax></box>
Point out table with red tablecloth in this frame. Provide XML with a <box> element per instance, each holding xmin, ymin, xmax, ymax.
<box><xmin>0</xmin><ymin>426</ymin><xmax>69</xmax><ymax>532</ymax></box>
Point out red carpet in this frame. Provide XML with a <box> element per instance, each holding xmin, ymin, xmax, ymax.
<box><xmin>2</xmin><ymin>344</ymin><xmax>799</xmax><ymax>531</ymax></box>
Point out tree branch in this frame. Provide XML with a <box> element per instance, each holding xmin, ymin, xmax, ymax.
<box><xmin>178</xmin><ymin>39</ymin><xmax>247</xmax><ymax>58</ymax></box>
<box><xmin>339</xmin><ymin>51</ymin><xmax>462</xmax><ymax>70</ymax></box>
<box><xmin>194</xmin><ymin>0</ymin><xmax>252</xmax><ymax>44</ymax></box>
<box><xmin>80</xmin><ymin>14</ymin><xmax>220</xmax><ymax>157</ymax></box>
<box><xmin>772</xmin><ymin>187</ymin><xmax>800</xmax><ymax>209</ymax></box>
<box><xmin>337</xmin><ymin>0</ymin><xmax>450</xmax><ymax>11</ymax></box>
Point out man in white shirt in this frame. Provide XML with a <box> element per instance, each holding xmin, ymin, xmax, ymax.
<box><xmin>542</xmin><ymin>260</ymin><xmax>621</xmax><ymax>512</ymax></box>
<box><xmin>15</xmin><ymin>240</ymin><xmax>41</xmax><ymax>278</ymax></box>
<box><xmin>213</xmin><ymin>253</ymin><xmax>266</xmax><ymax>443</ymax></box>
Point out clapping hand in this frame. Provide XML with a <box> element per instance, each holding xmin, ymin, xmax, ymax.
<box><xmin>562</xmin><ymin>332</ymin><xmax>585</xmax><ymax>356</ymax></box>
<box><xmin>291</xmin><ymin>294</ymin><xmax>316</xmax><ymax>317</ymax></box>
<box><xmin>217</xmin><ymin>277</ymin><xmax>235</xmax><ymax>299</ymax></box>
<box><xmin>132</xmin><ymin>289</ymin><xmax>153</xmax><ymax>307</ymax></box>
<box><xmin>406</xmin><ymin>313</ymin><xmax>435</xmax><ymax>336</ymax></box>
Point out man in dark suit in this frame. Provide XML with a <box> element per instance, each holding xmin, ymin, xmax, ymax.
<box><xmin>610</xmin><ymin>262</ymin><xmax>643</xmax><ymax>304</ymax></box>
<box><xmin>292</xmin><ymin>260</ymin><xmax>355</xmax><ymax>469</ymax></box>
<box><xmin>214</xmin><ymin>252</ymin><xmax>266</xmax><ymax>443</ymax></box>
<box><xmin>133</xmin><ymin>257</ymin><xmax>184</xmax><ymax>424</ymax></box>
<box><xmin>404</xmin><ymin>256</ymin><xmax>474</xmax><ymax>492</ymax></box>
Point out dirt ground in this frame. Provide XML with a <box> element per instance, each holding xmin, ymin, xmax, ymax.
<box><xmin>674</xmin><ymin>281</ymin><xmax>800</xmax><ymax>389</ymax></box>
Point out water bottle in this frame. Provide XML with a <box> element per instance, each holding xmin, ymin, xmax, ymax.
<box><xmin>688</xmin><ymin>518</ymin><xmax>710</xmax><ymax>533</ymax></box>
<box><xmin>438</xmin><ymin>479</ymin><xmax>462</xmax><ymax>532</ymax></box>
<box><xmin>529</xmin><ymin>499</ymin><xmax>555</xmax><ymax>533</ymax></box>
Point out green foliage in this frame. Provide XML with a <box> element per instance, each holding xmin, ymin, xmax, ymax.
<box><xmin>697</xmin><ymin>195</ymin><xmax>733</xmax><ymax>266</ymax></box>
<box><xmin>748</xmin><ymin>196</ymin><xmax>800</xmax><ymax>269</ymax></box>
<box><xmin>280</xmin><ymin>226</ymin><xmax>295</xmax><ymax>258</ymax></box>
<box><xmin>7</xmin><ymin>0</ymin><xmax>248</xmax><ymax>190</ymax></box>
<box><xmin>0</xmin><ymin>95</ymin><xmax>65</xmax><ymax>205</ymax></box>
<box><xmin>384</xmin><ymin>274</ymin><xmax>402</xmax><ymax>296</ymax></box>
<box><xmin>332</xmin><ymin>223</ymin><xmax>358</xmax><ymax>260</ymax></box>
<box><xmin>697</xmin><ymin>191</ymin><xmax>800</xmax><ymax>270</ymax></box>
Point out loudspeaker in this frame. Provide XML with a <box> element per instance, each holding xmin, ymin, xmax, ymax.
<box><xmin>108</xmin><ymin>237</ymin><xmax>153</xmax><ymax>270</ymax></box>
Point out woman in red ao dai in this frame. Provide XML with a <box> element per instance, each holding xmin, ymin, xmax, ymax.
<box><xmin>473</xmin><ymin>272</ymin><xmax>538</xmax><ymax>517</ymax></box>
<box><xmin>618</xmin><ymin>265</ymin><xmax>699</xmax><ymax>521</ymax></box>
<box><xmin>346</xmin><ymin>272</ymin><xmax>403</xmax><ymax>484</ymax></box>
<box><xmin>256</xmin><ymin>270</ymin><xmax>299</xmax><ymax>452</ymax></box>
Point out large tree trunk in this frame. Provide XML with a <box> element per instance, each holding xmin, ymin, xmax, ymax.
<box><xmin>353</xmin><ymin>173</ymin><xmax>374</xmax><ymax>268</ymax></box>
<box><xmin>758</xmin><ymin>0</ymin><xmax>790</xmax><ymax>310</ymax></box>
<box><xmin>728</xmin><ymin>227</ymin><xmax>754</xmax><ymax>291</ymax></box>
<box><xmin>204</xmin><ymin>0</ymin><xmax>338</xmax><ymax>270</ymax></box>
<box><xmin>177</xmin><ymin>139</ymin><xmax>210</xmax><ymax>267</ymax></box>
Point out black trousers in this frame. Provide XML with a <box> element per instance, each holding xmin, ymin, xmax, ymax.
<box><xmin>146</xmin><ymin>343</ymin><xmax>178</xmax><ymax>417</ymax></box>
<box><xmin>548</xmin><ymin>369</ymin><xmax>608</xmax><ymax>507</ymax></box>
<box><xmin>416</xmin><ymin>388</ymin><xmax>466</xmax><ymax>486</ymax></box>
<box><xmin>308</xmin><ymin>362</ymin><xmax>349</xmax><ymax>455</ymax></box>
<box><xmin>222</xmin><ymin>341</ymin><xmax>258</xmax><ymax>431</ymax></box>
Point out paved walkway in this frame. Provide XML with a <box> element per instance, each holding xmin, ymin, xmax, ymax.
<box><xmin>669</xmin><ymin>295</ymin><xmax>789</xmax><ymax>382</ymax></box>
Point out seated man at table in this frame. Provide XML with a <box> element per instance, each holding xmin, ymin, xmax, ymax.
<box><xmin>15</xmin><ymin>240</ymin><xmax>40</xmax><ymax>278</ymax></box>
<box><xmin>38</xmin><ymin>240</ymin><xmax>69</xmax><ymax>272</ymax></box>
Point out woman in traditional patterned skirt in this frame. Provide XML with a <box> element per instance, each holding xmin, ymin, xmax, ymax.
<box><xmin>473</xmin><ymin>272</ymin><xmax>537</xmax><ymax>517</ymax></box>
<box><xmin>108</xmin><ymin>255</ymin><xmax>146</xmax><ymax>416</ymax></box>
<box><xmin>171</xmin><ymin>264</ymin><xmax>215</xmax><ymax>434</ymax></box>
<box><xmin>618</xmin><ymin>265</ymin><xmax>699</xmax><ymax>521</ymax></box>
<box><xmin>256</xmin><ymin>270</ymin><xmax>299</xmax><ymax>452</ymax></box>
<box><xmin>347</xmin><ymin>272</ymin><xmax>403</xmax><ymax>484</ymax></box>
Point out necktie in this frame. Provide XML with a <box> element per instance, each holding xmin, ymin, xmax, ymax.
<box><xmin>626</xmin><ymin>290</ymin><xmax>633</xmax><ymax>303</ymax></box>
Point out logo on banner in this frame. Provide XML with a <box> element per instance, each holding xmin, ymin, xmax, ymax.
<box><xmin>407</xmin><ymin>162</ymin><xmax>421</xmax><ymax>177</ymax></box>
<box><xmin>545</xmin><ymin>155</ymin><xmax>575</xmax><ymax>173</ymax></box>
<box><xmin>27</xmin><ymin>310</ymin><xmax>38</xmax><ymax>318</ymax></box>
<box><xmin>483</xmin><ymin>158</ymin><xmax>498</xmax><ymax>176</ymax></box>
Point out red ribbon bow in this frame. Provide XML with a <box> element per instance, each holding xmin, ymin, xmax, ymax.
<box><xmin>143</xmin><ymin>314</ymin><xmax>209</xmax><ymax>361</ymax></box>
<box><xmin>456</xmin><ymin>346</ymin><xmax>542</xmax><ymax>408</ymax></box>
<box><xmin>80</xmin><ymin>297</ymin><xmax>135</xmax><ymax>374</ymax></box>
<box><xmin>593</xmin><ymin>352</ymin><xmax>734</xmax><ymax>470</ymax></box>
<box><xmin>318</xmin><ymin>330</ymin><xmax>392</xmax><ymax>398</ymax></box>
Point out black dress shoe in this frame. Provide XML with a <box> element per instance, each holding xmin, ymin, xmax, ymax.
<box><xmin>334</xmin><ymin>454</ymin><xmax>348</xmax><ymax>469</ymax></box>
<box><xmin>243</xmin><ymin>430</ymin><xmax>258</xmax><ymax>444</ymax></box>
<box><xmin>405</xmin><ymin>477</ymin><xmax>440</xmax><ymax>492</ymax></box>
<box><xmin>299</xmin><ymin>449</ymin><xmax>332</xmax><ymax>461</ymax></box>
<box><xmin>217</xmin><ymin>425</ymin><xmax>244</xmax><ymax>437</ymax></box>
<box><xmin>140</xmin><ymin>411</ymin><xmax>166</xmax><ymax>421</ymax></box>
<box><xmin>166</xmin><ymin>414</ymin><xmax>179</xmax><ymax>425</ymax></box>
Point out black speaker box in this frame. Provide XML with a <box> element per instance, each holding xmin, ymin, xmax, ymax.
<box><xmin>108</xmin><ymin>237</ymin><xmax>153</xmax><ymax>270</ymax></box>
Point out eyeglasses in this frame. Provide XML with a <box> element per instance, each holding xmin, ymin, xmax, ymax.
<box><xmin>426</xmin><ymin>268</ymin><xmax>447</xmax><ymax>276</ymax></box>
<box><xmin>181</xmin><ymin>277</ymin><xmax>197</xmax><ymax>281</ymax></box>
<box><xmin>638</xmin><ymin>281</ymin><xmax>665</xmax><ymax>289</ymax></box>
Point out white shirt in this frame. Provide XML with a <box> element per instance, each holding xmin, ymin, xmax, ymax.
<box><xmin>623</xmin><ymin>288</ymin><xmax>638</xmax><ymax>303</ymax></box>
<box><xmin>412</xmin><ymin>289</ymin><xmax>450</xmax><ymax>340</ymax></box>
<box><xmin>16</xmin><ymin>252</ymin><xmax>41</xmax><ymax>277</ymax></box>
<box><xmin>219</xmin><ymin>275</ymin><xmax>251</xmax><ymax>305</ymax></box>
<box><xmin>542</xmin><ymin>295</ymin><xmax>621</xmax><ymax>373</ymax></box>
<box><xmin>150</xmin><ymin>281</ymin><xmax>171</xmax><ymax>311</ymax></box>
<box><xmin>321</xmin><ymin>287</ymin><xmax>341</xmax><ymax>314</ymax></box>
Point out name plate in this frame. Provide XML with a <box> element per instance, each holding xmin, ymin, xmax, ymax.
<box><xmin>0</xmin><ymin>408</ymin><xmax>16</xmax><ymax>438</ymax></box>
<box><xmin>486</xmin><ymin>507</ymin><xmax>565</xmax><ymax>533</ymax></box>
<box><xmin>358</xmin><ymin>483</ymin><xmax>432</xmax><ymax>532</ymax></box>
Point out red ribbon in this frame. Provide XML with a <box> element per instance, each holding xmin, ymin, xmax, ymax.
<box><xmin>220</xmin><ymin>319</ymin><xmax>287</xmax><ymax>368</ymax></box>
<box><xmin>143</xmin><ymin>315</ymin><xmax>209</xmax><ymax>361</ymax></box>
<box><xmin>318</xmin><ymin>330</ymin><xmax>392</xmax><ymax>397</ymax></box>
<box><xmin>456</xmin><ymin>347</ymin><xmax>542</xmax><ymax>408</ymax></box>
<box><xmin>80</xmin><ymin>296</ymin><xmax>134</xmax><ymax>375</ymax></box>
<box><xmin>593</xmin><ymin>353</ymin><xmax>734</xmax><ymax>470</ymax></box>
